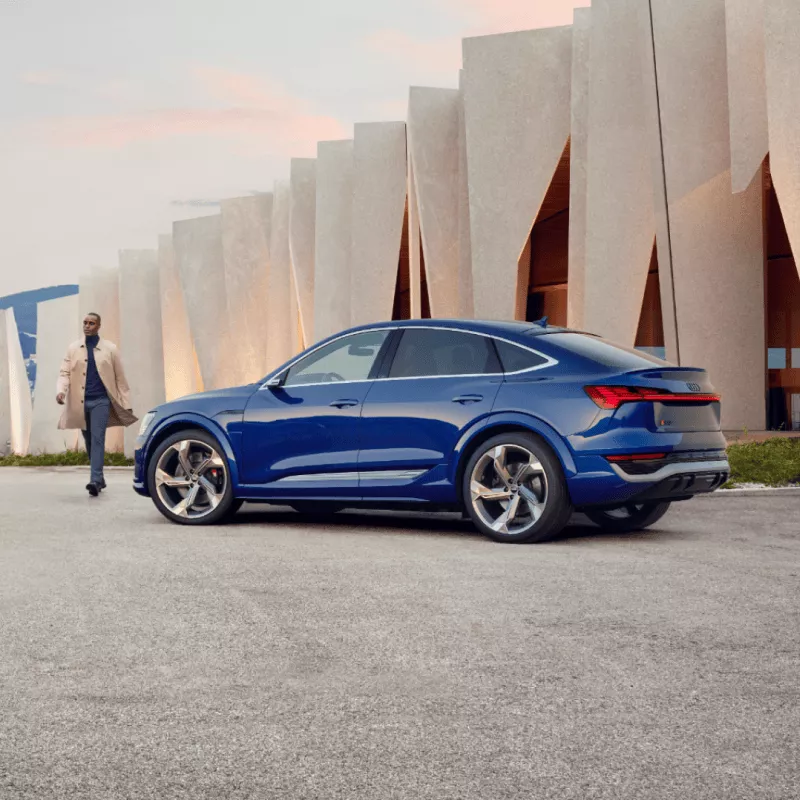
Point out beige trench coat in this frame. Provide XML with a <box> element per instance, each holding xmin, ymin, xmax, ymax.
<box><xmin>57</xmin><ymin>338</ymin><xmax>138</xmax><ymax>430</ymax></box>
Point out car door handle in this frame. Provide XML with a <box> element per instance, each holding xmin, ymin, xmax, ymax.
<box><xmin>452</xmin><ymin>394</ymin><xmax>484</xmax><ymax>404</ymax></box>
<box><xmin>330</xmin><ymin>399</ymin><xmax>359</xmax><ymax>409</ymax></box>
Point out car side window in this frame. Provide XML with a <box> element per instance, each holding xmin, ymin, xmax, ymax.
<box><xmin>284</xmin><ymin>331</ymin><xmax>389</xmax><ymax>386</ymax></box>
<box><xmin>388</xmin><ymin>329</ymin><xmax>501</xmax><ymax>378</ymax></box>
<box><xmin>493</xmin><ymin>338</ymin><xmax>548</xmax><ymax>373</ymax></box>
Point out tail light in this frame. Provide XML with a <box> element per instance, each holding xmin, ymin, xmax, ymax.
<box><xmin>606</xmin><ymin>453</ymin><xmax>666</xmax><ymax>462</ymax></box>
<box><xmin>585</xmin><ymin>385</ymin><xmax>720</xmax><ymax>410</ymax></box>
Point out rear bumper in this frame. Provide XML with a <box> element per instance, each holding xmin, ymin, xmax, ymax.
<box><xmin>569</xmin><ymin>457</ymin><xmax>729</xmax><ymax>509</ymax></box>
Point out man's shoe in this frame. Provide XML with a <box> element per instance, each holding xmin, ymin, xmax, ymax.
<box><xmin>99</xmin><ymin>479</ymin><xmax>107</xmax><ymax>491</ymax></box>
<box><xmin>86</xmin><ymin>482</ymin><xmax>100</xmax><ymax>497</ymax></box>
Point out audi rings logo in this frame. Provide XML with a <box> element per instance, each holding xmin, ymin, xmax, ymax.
<box><xmin>686</xmin><ymin>382</ymin><xmax>702</xmax><ymax>392</ymax></box>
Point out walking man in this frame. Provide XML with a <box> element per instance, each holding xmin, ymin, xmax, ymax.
<box><xmin>56</xmin><ymin>313</ymin><xmax>137</xmax><ymax>496</ymax></box>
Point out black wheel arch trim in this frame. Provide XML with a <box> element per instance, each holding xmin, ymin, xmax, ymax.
<box><xmin>451</xmin><ymin>412</ymin><xmax>578</xmax><ymax>506</ymax></box>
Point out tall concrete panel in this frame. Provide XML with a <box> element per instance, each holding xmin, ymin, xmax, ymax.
<box><xmin>158</xmin><ymin>235</ymin><xmax>201</xmax><ymax>403</ymax></box>
<box><xmin>725</xmin><ymin>0</ymin><xmax>769</xmax><ymax>193</ymax></box>
<box><xmin>648</xmin><ymin>0</ymin><xmax>765</xmax><ymax>430</ymax></box>
<box><xmin>266</xmin><ymin>181</ymin><xmax>293</xmax><ymax>371</ymax></box>
<box><xmin>315</xmin><ymin>140</ymin><xmax>354</xmax><ymax>341</ymax></box>
<box><xmin>669</xmin><ymin>170</ymin><xmax>765</xmax><ymax>430</ymax></box>
<box><xmin>289</xmin><ymin>158</ymin><xmax>316</xmax><ymax>346</ymax></box>
<box><xmin>462</xmin><ymin>27</ymin><xmax>572</xmax><ymax>319</ymax></box>
<box><xmin>351</xmin><ymin>122</ymin><xmax>407</xmax><ymax>326</ymax></box>
<box><xmin>567</xmin><ymin>7</ymin><xmax>592</xmax><ymax>329</ymax></box>
<box><xmin>765</xmin><ymin>0</ymin><xmax>800</xmax><ymax>277</ymax></box>
<box><xmin>583</xmin><ymin>0</ymin><xmax>655</xmax><ymax>346</ymax></box>
<box><xmin>119</xmin><ymin>250</ymin><xmax>166</xmax><ymax>457</ymax></box>
<box><xmin>173</xmin><ymin>215</ymin><xmax>230</xmax><ymax>390</ymax></box>
<box><xmin>221</xmin><ymin>194</ymin><xmax>273</xmax><ymax>382</ymax></box>
<box><xmin>0</xmin><ymin>309</ymin><xmax>11</xmax><ymax>456</ymax></box>
<box><xmin>457</xmin><ymin>71</ymin><xmax>474</xmax><ymax>319</ymax></box>
<box><xmin>407</xmin><ymin>90</ymin><xmax>461</xmax><ymax>318</ymax></box>
<box><xmin>78</xmin><ymin>272</ymin><xmax>98</xmax><ymax>322</ymax></box>
<box><xmin>6</xmin><ymin>307</ymin><xmax>32</xmax><ymax>455</ymax></box>
<box><xmin>29</xmin><ymin>295</ymin><xmax>81</xmax><ymax>453</ymax></box>
<box><xmin>650</xmin><ymin>0</ymin><xmax>732</xmax><ymax>202</ymax></box>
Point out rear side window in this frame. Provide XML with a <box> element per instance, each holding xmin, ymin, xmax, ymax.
<box><xmin>388</xmin><ymin>329</ymin><xmax>501</xmax><ymax>378</ymax></box>
<box><xmin>493</xmin><ymin>339</ymin><xmax>549</xmax><ymax>373</ymax></box>
<box><xmin>543</xmin><ymin>332</ymin><xmax>673</xmax><ymax>369</ymax></box>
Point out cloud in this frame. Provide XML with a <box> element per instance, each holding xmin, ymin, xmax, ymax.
<box><xmin>20</xmin><ymin>70</ymin><xmax>70</xmax><ymax>87</ymax></box>
<box><xmin>39</xmin><ymin>66</ymin><xmax>346</xmax><ymax>155</ymax></box>
<box><xmin>365</xmin><ymin>30</ymin><xmax>463</xmax><ymax>74</ymax></box>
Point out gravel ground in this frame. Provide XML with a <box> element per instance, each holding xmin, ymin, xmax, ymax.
<box><xmin>1</xmin><ymin>467</ymin><xmax>798</xmax><ymax>800</ymax></box>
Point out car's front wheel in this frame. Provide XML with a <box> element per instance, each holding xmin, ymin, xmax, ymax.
<box><xmin>147</xmin><ymin>429</ymin><xmax>236</xmax><ymax>525</ymax></box>
<box><xmin>462</xmin><ymin>432</ymin><xmax>573</xmax><ymax>543</ymax></box>
<box><xmin>585</xmin><ymin>501</ymin><xmax>670</xmax><ymax>533</ymax></box>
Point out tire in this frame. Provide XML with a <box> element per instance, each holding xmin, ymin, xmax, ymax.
<box><xmin>289</xmin><ymin>502</ymin><xmax>345</xmax><ymax>515</ymax></box>
<box><xmin>462</xmin><ymin>432</ymin><xmax>573</xmax><ymax>544</ymax></box>
<box><xmin>585</xmin><ymin>501</ymin><xmax>671</xmax><ymax>533</ymax></box>
<box><xmin>147</xmin><ymin>428</ymin><xmax>236</xmax><ymax>525</ymax></box>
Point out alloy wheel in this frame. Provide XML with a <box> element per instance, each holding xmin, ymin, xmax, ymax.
<box><xmin>469</xmin><ymin>444</ymin><xmax>548</xmax><ymax>536</ymax></box>
<box><xmin>154</xmin><ymin>439</ymin><xmax>227</xmax><ymax>520</ymax></box>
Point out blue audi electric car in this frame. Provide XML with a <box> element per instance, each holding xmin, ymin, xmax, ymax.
<box><xmin>133</xmin><ymin>320</ymin><xmax>729</xmax><ymax>543</ymax></box>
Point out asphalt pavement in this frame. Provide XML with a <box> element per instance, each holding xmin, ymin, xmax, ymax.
<box><xmin>1</xmin><ymin>467</ymin><xmax>798</xmax><ymax>800</ymax></box>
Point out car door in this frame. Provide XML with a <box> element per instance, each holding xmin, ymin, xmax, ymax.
<box><xmin>358</xmin><ymin>327</ymin><xmax>503</xmax><ymax>495</ymax></box>
<box><xmin>240</xmin><ymin>329</ymin><xmax>391</xmax><ymax>495</ymax></box>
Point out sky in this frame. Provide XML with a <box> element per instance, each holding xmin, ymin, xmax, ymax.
<box><xmin>0</xmin><ymin>0</ymin><xmax>588</xmax><ymax>297</ymax></box>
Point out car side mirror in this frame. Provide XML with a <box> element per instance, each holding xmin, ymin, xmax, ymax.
<box><xmin>265</xmin><ymin>375</ymin><xmax>284</xmax><ymax>390</ymax></box>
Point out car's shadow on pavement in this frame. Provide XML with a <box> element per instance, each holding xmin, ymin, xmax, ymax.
<box><xmin>231</xmin><ymin>505</ymin><xmax>685</xmax><ymax>545</ymax></box>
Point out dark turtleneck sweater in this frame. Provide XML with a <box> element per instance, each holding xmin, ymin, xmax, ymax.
<box><xmin>85</xmin><ymin>335</ymin><xmax>108</xmax><ymax>400</ymax></box>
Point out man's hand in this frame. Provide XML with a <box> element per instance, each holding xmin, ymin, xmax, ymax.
<box><xmin>56</xmin><ymin>393</ymin><xmax>66</xmax><ymax>405</ymax></box>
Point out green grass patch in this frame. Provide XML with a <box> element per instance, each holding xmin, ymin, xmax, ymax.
<box><xmin>723</xmin><ymin>438</ymin><xmax>800</xmax><ymax>488</ymax></box>
<box><xmin>0</xmin><ymin>451</ymin><xmax>134</xmax><ymax>467</ymax></box>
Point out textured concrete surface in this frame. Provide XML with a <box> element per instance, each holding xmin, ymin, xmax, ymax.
<box><xmin>567</xmin><ymin>7</ymin><xmax>591</xmax><ymax>330</ymax></box>
<box><xmin>289</xmin><ymin>158</ymin><xmax>317</xmax><ymax>347</ymax></box>
<box><xmin>158</xmin><ymin>235</ymin><xmax>201</xmax><ymax>403</ymax></box>
<box><xmin>221</xmin><ymin>195</ymin><xmax>273</xmax><ymax>383</ymax></box>
<box><xmin>724</xmin><ymin>0</ymin><xmax>769</xmax><ymax>193</ymax></box>
<box><xmin>119</xmin><ymin>250</ymin><xmax>165</xmax><ymax>457</ymax></box>
<box><xmin>173</xmin><ymin>215</ymin><xmax>229</xmax><ymax>391</ymax></box>
<box><xmin>315</xmin><ymin>140</ymin><xmax>354</xmax><ymax>342</ymax></box>
<box><xmin>408</xmin><ymin>89</ymin><xmax>460</xmax><ymax>318</ymax></box>
<box><xmin>462</xmin><ymin>27</ymin><xmax>572</xmax><ymax>320</ymax></box>
<box><xmin>765</xmin><ymin>0</ymin><xmax>800</xmax><ymax>280</ymax></box>
<box><xmin>351</xmin><ymin>122</ymin><xmax>407</xmax><ymax>327</ymax></box>
<box><xmin>5</xmin><ymin>306</ymin><xmax>32</xmax><ymax>455</ymax></box>
<box><xmin>456</xmin><ymin>71</ymin><xmax>474</xmax><ymax>319</ymax></box>
<box><xmin>1</xmin><ymin>467</ymin><xmax>798</xmax><ymax>800</ymax></box>
<box><xmin>648</xmin><ymin>0</ymin><xmax>766</xmax><ymax>431</ymax></box>
<box><xmin>28</xmin><ymin>295</ymin><xmax>81</xmax><ymax>454</ymax></box>
<box><xmin>584</xmin><ymin>0</ymin><xmax>655</xmax><ymax>346</ymax></box>
<box><xmin>267</xmin><ymin>181</ymin><xmax>294</xmax><ymax>372</ymax></box>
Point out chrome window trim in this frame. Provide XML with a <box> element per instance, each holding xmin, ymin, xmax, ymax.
<box><xmin>258</xmin><ymin>324</ymin><xmax>558</xmax><ymax>390</ymax></box>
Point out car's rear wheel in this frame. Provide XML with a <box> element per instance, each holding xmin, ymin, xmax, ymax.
<box><xmin>585</xmin><ymin>501</ymin><xmax>670</xmax><ymax>533</ymax></box>
<box><xmin>147</xmin><ymin>429</ymin><xmax>236</xmax><ymax>525</ymax></box>
<box><xmin>462</xmin><ymin>432</ymin><xmax>573</xmax><ymax>543</ymax></box>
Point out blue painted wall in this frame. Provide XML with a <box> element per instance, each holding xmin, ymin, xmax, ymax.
<box><xmin>0</xmin><ymin>285</ymin><xmax>79</xmax><ymax>392</ymax></box>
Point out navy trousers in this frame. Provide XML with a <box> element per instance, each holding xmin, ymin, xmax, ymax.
<box><xmin>82</xmin><ymin>396</ymin><xmax>110</xmax><ymax>484</ymax></box>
